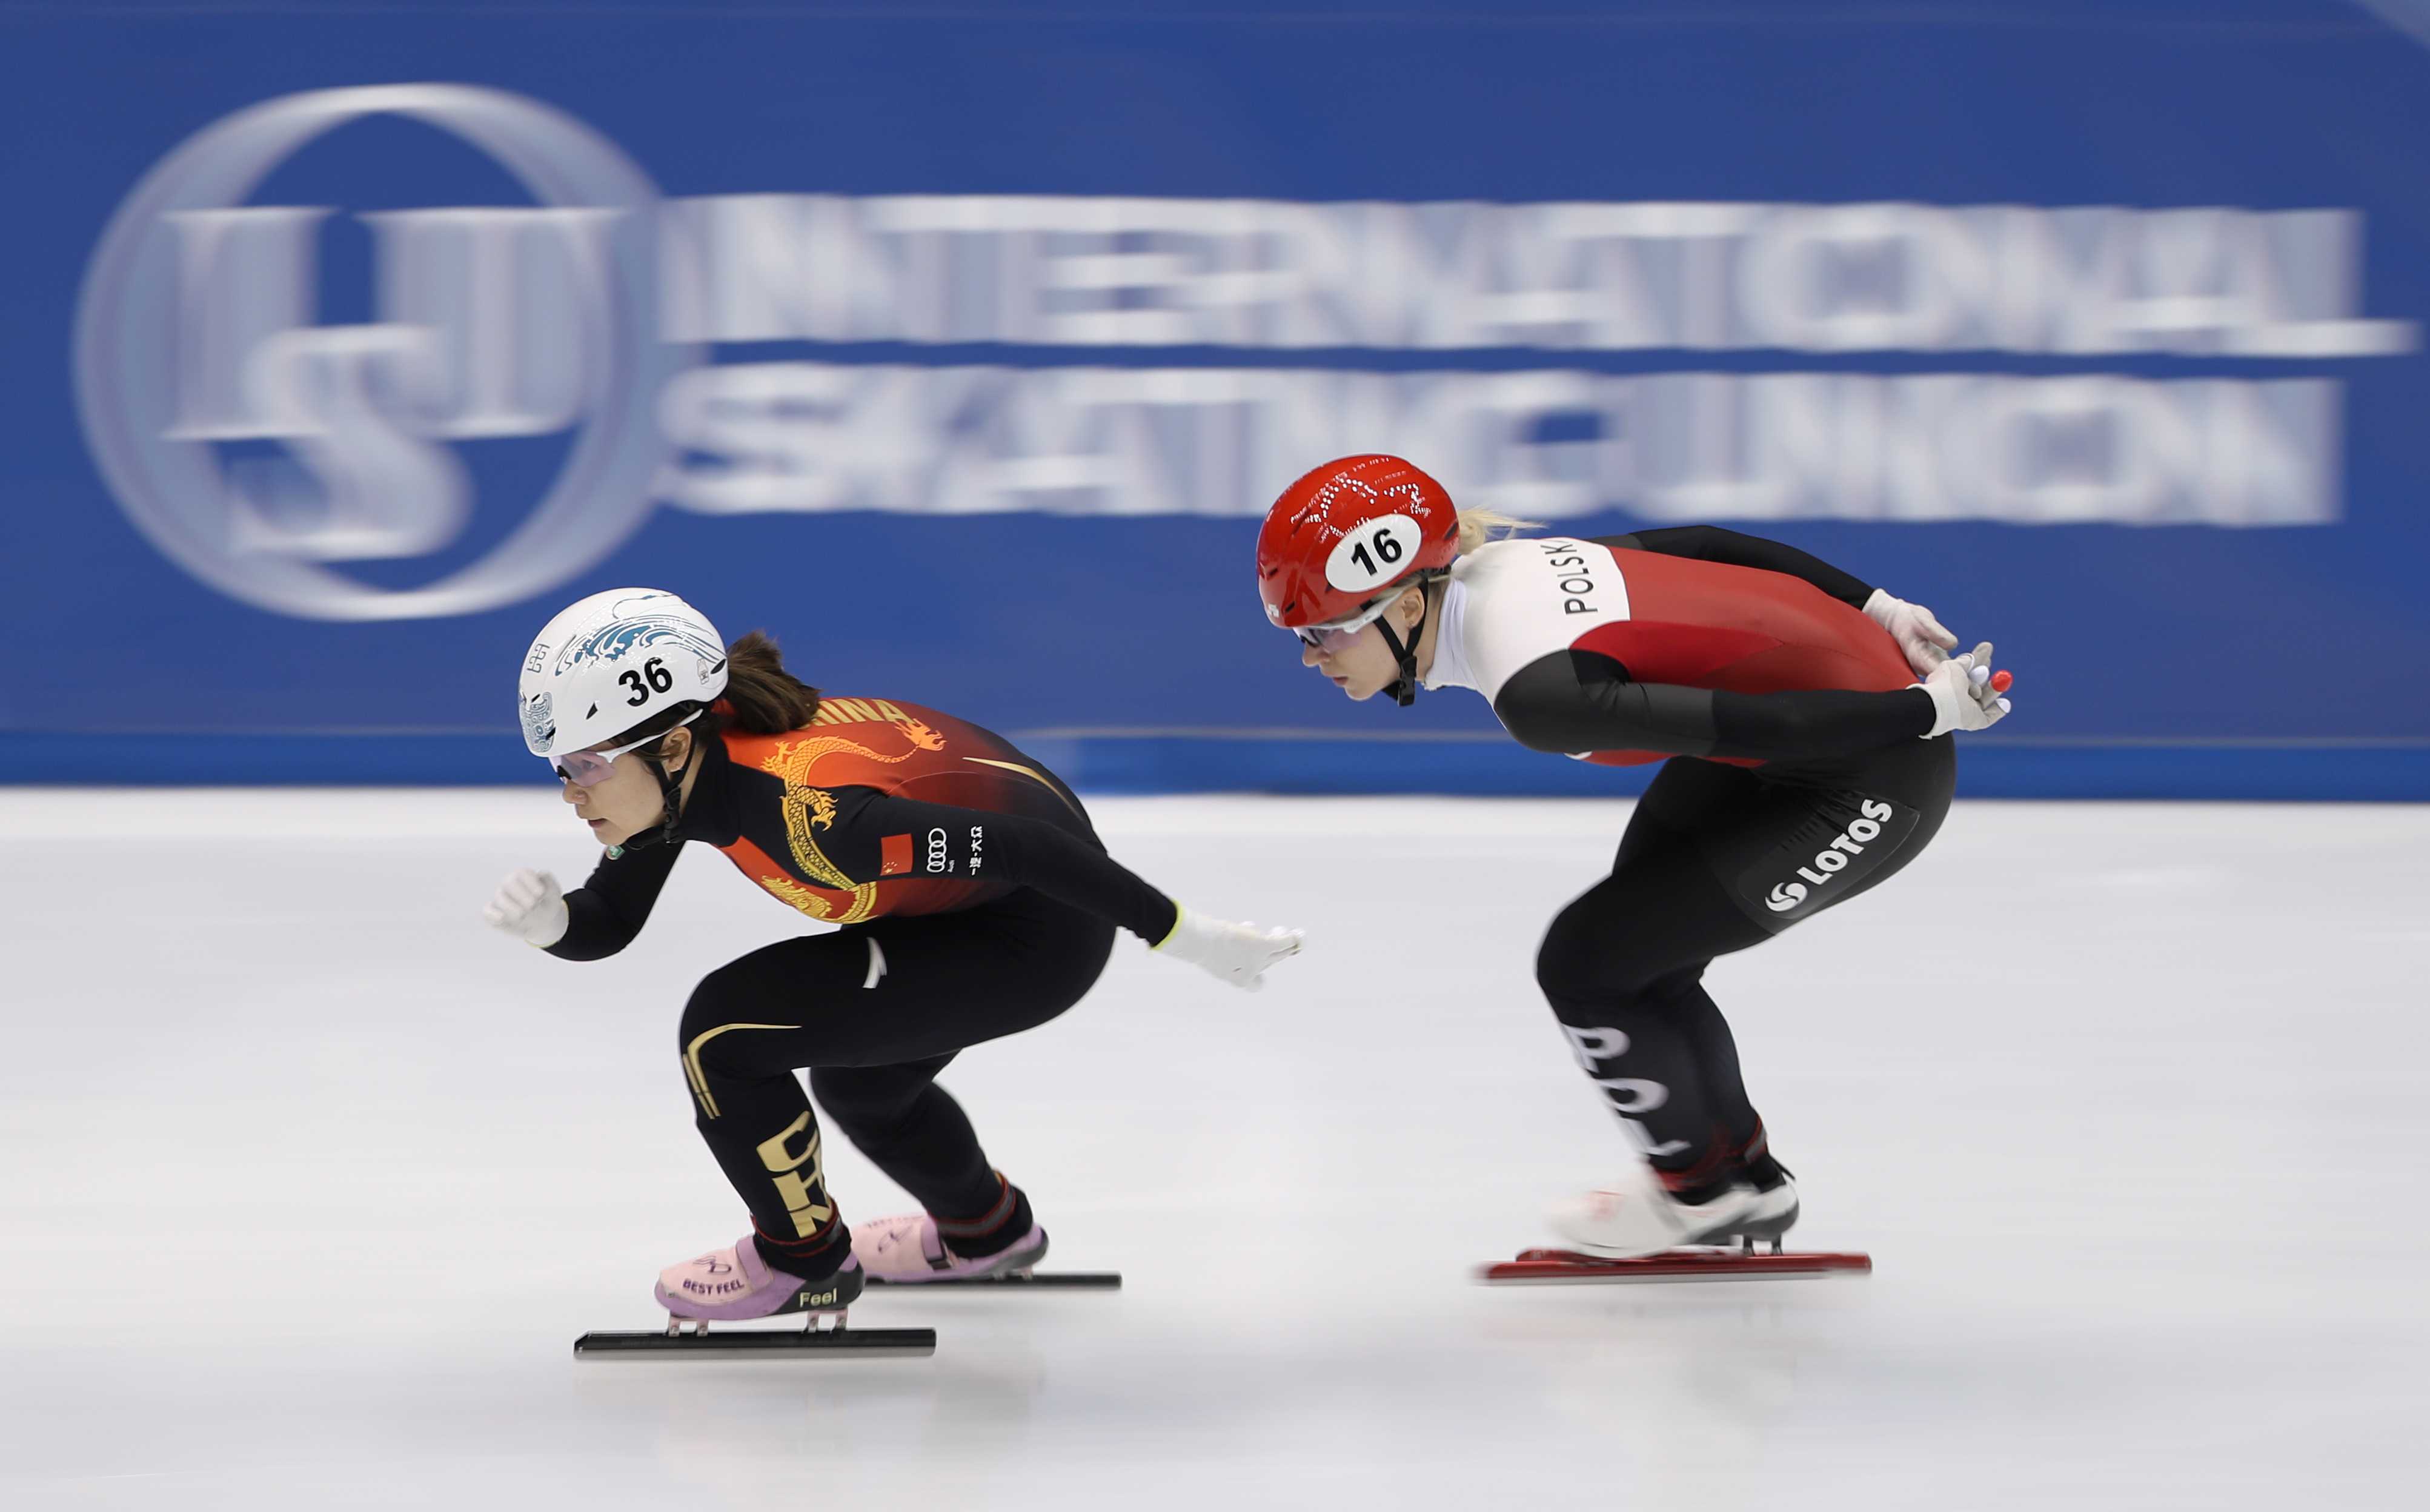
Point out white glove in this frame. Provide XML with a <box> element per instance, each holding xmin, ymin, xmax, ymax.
<box><xmin>1916</xmin><ymin>643</ymin><xmax>2011</xmax><ymax>737</ymax></box>
<box><xmin>1152</xmin><ymin>905</ymin><xmax>1304</xmax><ymax>992</ymax></box>
<box><xmin>1864</xmin><ymin>588</ymin><xmax>1960</xmax><ymax>677</ymax></box>
<box><xmin>483</xmin><ymin>867</ymin><xmax>569</xmax><ymax>948</ymax></box>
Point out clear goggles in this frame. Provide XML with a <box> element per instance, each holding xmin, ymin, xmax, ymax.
<box><xmin>1289</xmin><ymin>589</ymin><xmax>1404</xmax><ymax>654</ymax></box>
<box><xmin>548</xmin><ymin>709</ymin><xmax>702</xmax><ymax>786</ymax></box>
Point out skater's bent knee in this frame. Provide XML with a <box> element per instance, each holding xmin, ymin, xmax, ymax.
<box><xmin>1536</xmin><ymin>938</ymin><xmax>1705</xmax><ymax>1015</ymax></box>
<box><xmin>807</xmin><ymin>1066</ymin><xmax>928</xmax><ymax>1126</ymax></box>
<box><xmin>677</xmin><ymin>969</ymin><xmax>806</xmax><ymax>1078</ymax></box>
<box><xmin>1536</xmin><ymin>940</ymin><xmax>1659</xmax><ymax>1006</ymax></box>
<box><xmin>675</xmin><ymin>972</ymin><xmax>733</xmax><ymax>1056</ymax></box>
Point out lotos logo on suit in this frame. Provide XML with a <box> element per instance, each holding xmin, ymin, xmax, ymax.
<box><xmin>1763</xmin><ymin>799</ymin><xmax>1901</xmax><ymax>914</ymax></box>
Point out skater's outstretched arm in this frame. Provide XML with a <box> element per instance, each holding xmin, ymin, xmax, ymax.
<box><xmin>823</xmin><ymin>788</ymin><xmax>1303</xmax><ymax>991</ymax></box>
<box><xmin>822</xmin><ymin>788</ymin><xmax>1177</xmax><ymax>941</ymax></box>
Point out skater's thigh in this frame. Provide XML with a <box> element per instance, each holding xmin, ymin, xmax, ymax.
<box><xmin>1543</xmin><ymin>762</ymin><xmax>1782</xmax><ymax>996</ymax></box>
<box><xmin>1549</xmin><ymin>743</ymin><xmax>1958</xmax><ymax>990</ymax></box>
<box><xmin>818</xmin><ymin>891</ymin><xmax>1115</xmax><ymax>1068</ymax></box>
<box><xmin>869</xmin><ymin>887</ymin><xmax>1113</xmax><ymax>1003</ymax></box>
<box><xmin>1693</xmin><ymin>743</ymin><xmax>1956</xmax><ymax>937</ymax></box>
<box><xmin>681</xmin><ymin>928</ymin><xmax>904</xmax><ymax>1074</ymax></box>
<box><xmin>1541</xmin><ymin>830</ymin><xmax>1771</xmax><ymax>1001</ymax></box>
<box><xmin>1611</xmin><ymin>757</ymin><xmax>1760</xmax><ymax>872</ymax></box>
<box><xmin>686</xmin><ymin>898</ymin><xmax>1110</xmax><ymax>1073</ymax></box>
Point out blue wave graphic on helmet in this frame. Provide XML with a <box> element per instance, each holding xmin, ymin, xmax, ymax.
<box><xmin>557</xmin><ymin>614</ymin><xmax>721</xmax><ymax>674</ymax></box>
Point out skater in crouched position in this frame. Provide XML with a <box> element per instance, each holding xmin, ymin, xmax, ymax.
<box><xmin>485</xmin><ymin>589</ymin><xmax>1302</xmax><ymax>1322</ymax></box>
<box><xmin>1256</xmin><ymin>457</ymin><xmax>2010</xmax><ymax>1259</ymax></box>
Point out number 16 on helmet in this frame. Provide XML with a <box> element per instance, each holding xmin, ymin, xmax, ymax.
<box><xmin>1256</xmin><ymin>454</ymin><xmax>1461</xmax><ymax>635</ymax></box>
<box><xmin>1256</xmin><ymin>455</ymin><xmax>1461</xmax><ymax>705</ymax></box>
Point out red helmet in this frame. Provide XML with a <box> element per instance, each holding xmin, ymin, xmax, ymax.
<box><xmin>1256</xmin><ymin>454</ymin><xmax>1460</xmax><ymax>631</ymax></box>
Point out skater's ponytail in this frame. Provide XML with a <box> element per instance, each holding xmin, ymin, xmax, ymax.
<box><xmin>608</xmin><ymin>629</ymin><xmax>822</xmax><ymax>757</ymax></box>
<box><xmin>715</xmin><ymin>631</ymin><xmax>823</xmax><ymax>734</ymax></box>
<box><xmin>1455</xmin><ymin>508</ymin><xmax>1542</xmax><ymax>555</ymax></box>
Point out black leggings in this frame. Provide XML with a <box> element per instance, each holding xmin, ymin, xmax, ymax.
<box><xmin>1535</xmin><ymin>740</ymin><xmax>1956</xmax><ymax>1178</ymax></box>
<box><xmin>676</xmin><ymin>887</ymin><xmax>1115</xmax><ymax>1248</ymax></box>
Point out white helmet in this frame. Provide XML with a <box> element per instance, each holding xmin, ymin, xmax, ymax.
<box><xmin>517</xmin><ymin>588</ymin><xmax>729</xmax><ymax>759</ymax></box>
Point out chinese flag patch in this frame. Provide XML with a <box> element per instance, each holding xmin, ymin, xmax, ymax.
<box><xmin>880</xmin><ymin>834</ymin><xmax>913</xmax><ymax>877</ymax></box>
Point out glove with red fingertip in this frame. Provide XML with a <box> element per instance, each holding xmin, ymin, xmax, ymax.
<box><xmin>1917</xmin><ymin>643</ymin><xmax>2014</xmax><ymax>737</ymax></box>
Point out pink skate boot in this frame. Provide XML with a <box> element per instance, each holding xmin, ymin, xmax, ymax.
<box><xmin>852</xmin><ymin>1212</ymin><xmax>1049</xmax><ymax>1282</ymax></box>
<box><xmin>654</xmin><ymin>1233</ymin><xmax>865</xmax><ymax>1321</ymax></box>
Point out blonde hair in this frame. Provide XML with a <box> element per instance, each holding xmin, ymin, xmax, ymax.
<box><xmin>1456</xmin><ymin>508</ymin><xmax>1544</xmax><ymax>555</ymax></box>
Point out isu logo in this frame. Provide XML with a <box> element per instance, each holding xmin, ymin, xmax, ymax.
<box><xmin>74</xmin><ymin>84</ymin><xmax>694</xmax><ymax>620</ymax></box>
<box><xmin>1765</xmin><ymin>798</ymin><xmax>1897</xmax><ymax>913</ymax></box>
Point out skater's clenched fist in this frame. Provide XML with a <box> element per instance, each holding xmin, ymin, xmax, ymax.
<box><xmin>484</xmin><ymin>867</ymin><xmax>569</xmax><ymax>948</ymax></box>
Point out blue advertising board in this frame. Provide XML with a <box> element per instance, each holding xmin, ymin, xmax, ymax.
<box><xmin>5</xmin><ymin>0</ymin><xmax>2428</xmax><ymax>797</ymax></box>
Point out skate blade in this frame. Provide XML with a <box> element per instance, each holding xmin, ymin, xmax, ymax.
<box><xmin>1479</xmin><ymin>1249</ymin><xmax>1871</xmax><ymax>1284</ymax></box>
<box><xmin>574</xmin><ymin>1327</ymin><xmax>937</xmax><ymax>1357</ymax></box>
<box><xmin>576</xmin><ymin>1311</ymin><xmax>936</xmax><ymax>1358</ymax></box>
<box><xmin>866</xmin><ymin>1270</ymin><xmax>1121</xmax><ymax>1289</ymax></box>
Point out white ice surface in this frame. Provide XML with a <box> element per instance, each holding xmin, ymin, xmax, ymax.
<box><xmin>2</xmin><ymin>791</ymin><xmax>2426</xmax><ymax>1510</ymax></box>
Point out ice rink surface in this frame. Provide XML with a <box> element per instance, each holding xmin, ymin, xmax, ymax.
<box><xmin>3</xmin><ymin>789</ymin><xmax>2426</xmax><ymax>1510</ymax></box>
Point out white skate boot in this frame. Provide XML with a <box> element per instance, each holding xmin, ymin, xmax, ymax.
<box><xmin>1730</xmin><ymin>1158</ymin><xmax>1801</xmax><ymax>1245</ymax></box>
<box><xmin>1547</xmin><ymin>1161</ymin><xmax>1796</xmax><ymax>1260</ymax></box>
<box><xmin>1486</xmin><ymin>1158</ymin><xmax>1859</xmax><ymax>1283</ymax></box>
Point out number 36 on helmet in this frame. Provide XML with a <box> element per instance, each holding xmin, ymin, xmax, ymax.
<box><xmin>516</xmin><ymin>588</ymin><xmax>731</xmax><ymax>764</ymax></box>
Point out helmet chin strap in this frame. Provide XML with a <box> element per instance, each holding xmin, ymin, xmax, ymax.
<box><xmin>604</xmin><ymin>748</ymin><xmax>690</xmax><ymax>860</ymax></box>
<box><xmin>1373</xmin><ymin>586</ymin><xmax>1431</xmax><ymax>708</ymax></box>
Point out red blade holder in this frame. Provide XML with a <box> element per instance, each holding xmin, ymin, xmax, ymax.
<box><xmin>1481</xmin><ymin>1248</ymin><xmax>1873</xmax><ymax>1284</ymax></box>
